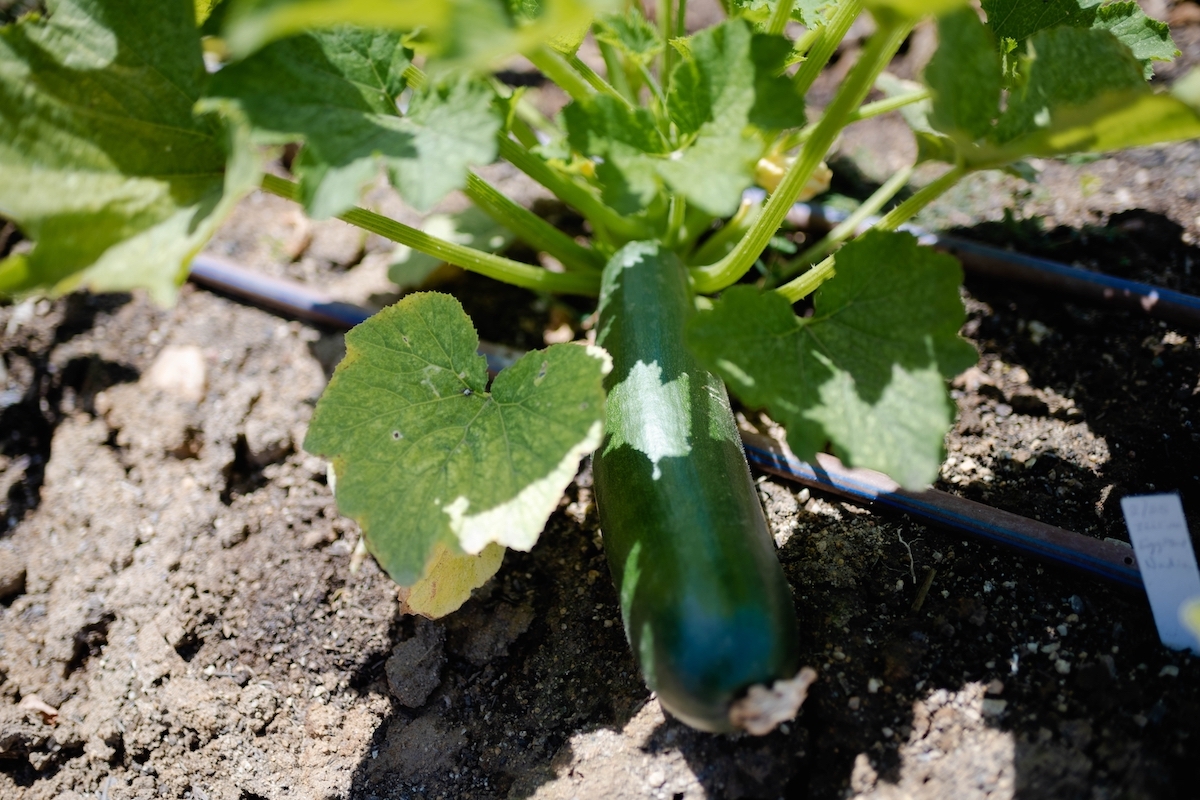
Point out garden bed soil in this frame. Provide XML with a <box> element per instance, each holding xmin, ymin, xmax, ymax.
<box><xmin>4</xmin><ymin>4</ymin><xmax>1200</xmax><ymax>798</ymax></box>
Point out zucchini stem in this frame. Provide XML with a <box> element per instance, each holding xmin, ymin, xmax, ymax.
<box><xmin>260</xmin><ymin>175</ymin><xmax>600</xmax><ymax>296</ymax></box>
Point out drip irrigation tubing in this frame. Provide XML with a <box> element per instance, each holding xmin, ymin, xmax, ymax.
<box><xmin>186</xmin><ymin>254</ymin><xmax>1145</xmax><ymax>590</ymax></box>
<box><xmin>775</xmin><ymin>197</ymin><xmax>1200</xmax><ymax>328</ymax></box>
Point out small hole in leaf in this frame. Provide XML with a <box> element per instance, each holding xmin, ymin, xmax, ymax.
<box><xmin>401</xmin><ymin>335</ymin><xmax>410</xmax><ymax>345</ymax></box>
<box><xmin>392</xmin><ymin>431</ymin><xmax>403</xmax><ymax>441</ymax></box>
<box><xmin>462</xmin><ymin>388</ymin><xmax>472</xmax><ymax>396</ymax></box>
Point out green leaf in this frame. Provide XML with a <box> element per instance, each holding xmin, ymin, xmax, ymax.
<box><xmin>981</xmin><ymin>0</ymin><xmax>1177</xmax><ymax>80</ymax></box>
<box><xmin>925</xmin><ymin>8</ymin><xmax>1002</xmax><ymax>141</ymax></box>
<box><xmin>687</xmin><ymin>231</ymin><xmax>976</xmax><ymax>488</ymax></box>
<box><xmin>224</xmin><ymin>0</ymin><xmax>614</xmax><ymax>66</ymax></box>
<box><xmin>722</xmin><ymin>0</ymin><xmax>838</xmax><ymax>27</ymax></box>
<box><xmin>563</xmin><ymin>95</ymin><xmax>666</xmax><ymax>213</ymax></box>
<box><xmin>0</xmin><ymin>0</ymin><xmax>256</xmax><ymax>305</ymax></box>
<box><xmin>304</xmin><ymin>293</ymin><xmax>609</xmax><ymax>585</ymax></box>
<box><xmin>205</xmin><ymin>33</ymin><xmax>499</xmax><ymax>217</ymax></box>
<box><xmin>661</xmin><ymin>19</ymin><xmax>805</xmax><ymax>216</ymax></box>
<box><xmin>993</xmin><ymin>26</ymin><xmax>1146</xmax><ymax>143</ymax></box>
<box><xmin>1092</xmin><ymin>3</ymin><xmax>1179</xmax><ymax>78</ymax></box>
<box><xmin>593</xmin><ymin>10</ymin><xmax>662</xmax><ymax>66</ymax></box>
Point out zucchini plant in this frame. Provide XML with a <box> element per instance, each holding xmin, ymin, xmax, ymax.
<box><xmin>2</xmin><ymin>0</ymin><xmax>1197</xmax><ymax>732</ymax></box>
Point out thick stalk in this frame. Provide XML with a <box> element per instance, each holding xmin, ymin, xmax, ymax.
<box><xmin>774</xmin><ymin>164</ymin><xmax>912</xmax><ymax>280</ymax></box>
<box><xmin>527</xmin><ymin>46</ymin><xmax>594</xmax><ymax>104</ymax></box>
<box><xmin>464</xmin><ymin>173</ymin><xmax>604</xmax><ymax>272</ymax></box>
<box><xmin>261</xmin><ymin>175</ymin><xmax>600</xmax><ymax>296</ymax></box>
<box><xmin>659</xmin><ymin>0</ymin><xmax>674</xmax><ymax>95</ymax></box>
<box><xmin>767</xmin><ymin>0</ymin><xmax>793</xmax><ymax>35</ymax></box>
<box><xmin>792</xmin><ymin>0</ymin><xmax>863</xmax><ymax>96</ymax></box>
<box><xmin>690</xmin><ymin>17</ymin><xmax>911</xmax><ymax>294</ymax></box>
<box><xmin>498</xmin><ymin>136</ymin><xmax>651</xmax><ymax>241</ymax></box>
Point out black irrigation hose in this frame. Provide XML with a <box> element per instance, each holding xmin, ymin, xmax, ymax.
<box><xmin>782</xmin><ymin>200</ymin><xmax>1200</xmax><ymax>328</ymax></box>
<box><xmin>187</xmin><ymin>254</ymin><xmax>1147</xmax><ymax>590</ymax></box>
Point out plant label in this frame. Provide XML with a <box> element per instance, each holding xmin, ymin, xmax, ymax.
<box><xmin>1120</xmin><ymin>493</ymin><xmax>1200</xmax><ymax>654</ymax></box>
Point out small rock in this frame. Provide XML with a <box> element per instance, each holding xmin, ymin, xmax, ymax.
<box><xmin>848</xmin><ymin>696</ymin><xmax>861</xmax><ymax>711</ymax></box>
<box><xmin>0</xmin><ymin>549</ymin><xmax>26</xmax><ymax>601</ymax></box>
<box><xmin>647</xmin><ymin>770</ymin><xmax>665</xmax><ymax>788</ymax></box>
<box><xmin>986</xmin><ymin>679</ymin><xmax>1004</xmax><ymax>695</ymax></box>
<box><xmin>142</xmin><ymin>345</ymin><xmax>207</xmax><ymax>402</ymax></box>
<box><xmin>1159</xmin><ymin>665</ymin><xmax>1179</xmax><ymax>678</ymax></box>
<box><xmin>1055</xmin><ymin>659</ymin><xmax>1072</xmax><ymax>675</ymax></box>
<box><xmin>981</xmin><ymin>698</ymin><xmax>1008</xmax><ymax>716</ymax></box>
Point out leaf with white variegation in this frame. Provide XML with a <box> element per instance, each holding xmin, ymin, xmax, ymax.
<box><xmin>304</xmin><ymin>293</ymin><xmax>609</xmax><ymax>587</ymax></box>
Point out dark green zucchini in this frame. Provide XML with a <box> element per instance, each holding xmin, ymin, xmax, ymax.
<box><xmin>592</xmin><ymin>241</ymin><xmax>802</xmax><ymax>733</ymax></box>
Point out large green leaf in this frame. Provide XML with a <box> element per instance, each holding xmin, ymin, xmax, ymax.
<box><xmin>304</xmin><ymin>293</ymin><xmax>609</xmax><ymax>585</ymax></box>
<box><xmin>204</xmin><ymin>30</ymin><xmax>499</xmax><ymax>217</ymax></box>
<box><xmin>687</xmin><ymin>231</ymin><xmax>977</xmax><ymax>489</ymax></box>
<box><xmin>0</xmin><ymin>0</ymin><xmax>256</xmax><ymax>304</ymax></box>
<box><xmin>223</xmin><ymin>0</ymin><xmax>614</xmax><ymax>65</ymax></box>
<box><xmin>981</xmin><ymin>0</ymin><xmax>1177</xmax><ymax>79</ymax></box>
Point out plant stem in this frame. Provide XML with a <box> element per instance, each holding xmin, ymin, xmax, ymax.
<box><xmin>874</xmin><ymin>164</ymin><xmax>964</xmax><ymax>232</ymax></box>
<box><xmin>767</xmin><ymin>0</ymin><xmax>794</xmax><ymax>36</ymax></box>
<box><xmin>261</xmin><ymin>174</ymin><xmax>600</xmax><ymax>296</ymax></box>
<box><xmin>793</xmin><ymin>0</ymin><xmax>862</xmax><ymax>96</ymax></box>
<box><xmin>659</xmin><ymin>0</ymin><xmax>674</xmax><ymax>94</ymax></box>
<box><xmin>776</xmin><ymin>255</ymin><xmax>834</xmax><ymax>303</ymax></box>
<box><xmin>784</xmin><ymin>87</ymin><xmax>932</xmax><ymax>150</ymax></box>
<box><xmin>665</xmin><ymin>195</ymin><xmax>686</xmax><ymax>247</ymax></box>
<box><xmin>598</xmin><ymin>40</ymin><xmax>637</xmax><ymax>102</ymax></box>
<box><xmin>497</xmin><ymin>136</ymin><xmax>650</xmax><ymax>241</ymax></box>
<box><xmin>774</xmin><ymin>164</ymin><xmax>912</xmax><ymax>281</ymax></box>
<box><xmin>691</xmin><ymin>16</ymin><xmax>911</xmax><ymax>294</ymax></box>
<box><xmin>527</xmin><ymin>46</ymin><xmax>594</xmax><ymax>104</ymax></box>
<box><xmin>566</xmin><ymin>53</ymin><xmax>635</xmax><ymax>108</ymax></box>
<box><xmin>464</xmin><ymin>173</ymin><xmax>604</xmax><ymax>272</ymax></box>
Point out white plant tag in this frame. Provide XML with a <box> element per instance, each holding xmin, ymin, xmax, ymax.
<box><xmin>1120</xmin><ymin>493</ymin><xmax>1200</xmax><ymax>653</ymax></box>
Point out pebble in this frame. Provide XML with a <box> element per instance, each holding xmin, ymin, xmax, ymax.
<box><xmin>982</xmin><ymin>698</ymin><xmax>1008</xmax><ymax>716</ymax></box>
<box><xmin>867</xmin><ymin>678</ymin><xmax>882</xmax><ymax>694</ymax></box>
<box><xmin>0</xmin><ymin>549</ymin><xmax>26</xmax><ymax>601</ymax></box>
<box><xmin>142</xmin><ymin>345</ymin><xmax>207</xmax><ymax>402</ymax></box>
<box><xmin>1159</xmin><ymin>665</ymin><xmax>1179</xmax><ymax>678</ymax></box>
<box><xmin>848</xmin><ymin>696</ymin><xmax>861</xmax><ymax>711</ymax></box>
<box><xmin>1055</xmin><ymin>659</ymin><xmax>1072</xmax><ymax>675</ymax></box>
<box><xmin>647</xmin><ymin>770</ymin><xmax>665</xmax><ymax>788</ymax></box>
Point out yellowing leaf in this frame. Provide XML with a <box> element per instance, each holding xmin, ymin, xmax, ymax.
<box><xmin>398</xmin><ymin>542</ymin><xmax>505</xmax><ymax>619</ymax></box>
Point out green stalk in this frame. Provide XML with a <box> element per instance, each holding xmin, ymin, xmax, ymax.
<box><xmin>677</xmin><ymin>0</ymin><xmax>688</xmax><ymax>37</ymax></box>
<box><xmin>665</xmin><ymin>195</ymin><xmax>686</xmax><ymax>247</ymax></box>
<box><xmin>686</xmin><ymin>197</ymin><xmax>760</xmax><ymax>265</ymax></box>
<box><xmin>784</xmin><ymin>87</ymin><xmax>932</xmax><ymax>150</ymax></box>
<box><xmin>464</xmin><ymin>173</ymin><xmax>604</xmax><ymax>272</ymax></box>
<box><xmin>874</xmin><ymin>164</ymin><xmax>964</xmax><ymax>232</ymax></box>
<box><xmin>497</xmin><ymin>136</ymin><xmax>651</xmax><ymax>241</ymax></box>
<box><xmin>691</xmin><ymin>17</ymin><xmax>911</xmax><ymax>294</ymax></box>
<box><xmin>261</xmin><ymin>175</ymin><xmax>600</xmax><ymax>296</ymax></box>
<box><xmin>528</xmin><ymin>46</ymin><xmax>594</xmax><ymax>104</ymax></box>
<box><xmin>567</xmin><ymin>53</ymin><xmax>635</xmax><ymax>108</ymax></box>
<box><xmin>767</xmin><ymin>0</ymin><xmax>793</xmax><ymax>36</ymax></box>
<box><xmin>776</xmin><ymin>255</ymin><xmax>834</xmax><ymax>303</ymax></box>
<box><xmin>598</xmin><ymin>40</ymin><xmax>637</xmax><ymax>102</ymax></box>
<box><xmin>793</xmin><ymin>0</ymin><xmax>862</xmax><ymax>96</ymax></box>
<box><xmin>774</xmin><ymin>164</ymin><xmax>912</xmax><ymax>281</ymax></box>
<box><xmin>659</xmin><ymin>0</ymin><xmax>674</xmax><ymax>95</ymax></box>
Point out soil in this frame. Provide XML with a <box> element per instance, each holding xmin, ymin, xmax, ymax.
<box><xmin>4</xmin><ymin>3</ymin><xmax>1200</xmax><ymax>799</ymax></box>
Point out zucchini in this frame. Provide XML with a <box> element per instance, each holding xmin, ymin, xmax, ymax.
<box><xmin>592</xmin><ymin>241</ymin><xmax>805</xmax><ymax>733</ymax></box>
